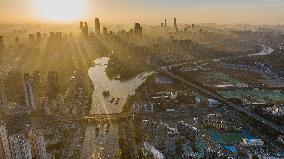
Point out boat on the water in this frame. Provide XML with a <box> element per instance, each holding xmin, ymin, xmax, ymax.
<box><xmin>114</xmin><ymin>98</ymin><xmax>120</xmax><ymax>104</ymax></box>
<box><xmin>104</xmin><ymin>123</ymin><xmax>110</xmax><ymax>133</ymax></box>
<box><xmin>113</xmin><ymin>75</ymin><xmax>120</xmax><ymax>80</ymax></box>
<box><xmin>103</xmin><ymin>91</ymin><xmax>110</xmax><ymax>97</ymax></box>
<box><xmin>110</xmin><ymin>98</ymin><xmax>115</xmax><ymax>103</ymax></box>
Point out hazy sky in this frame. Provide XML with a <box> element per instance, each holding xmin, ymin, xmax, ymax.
<box><xmin>1</xmin><ymin>0</ymin><xmax>284</xmax><ymax>24</ymax></box>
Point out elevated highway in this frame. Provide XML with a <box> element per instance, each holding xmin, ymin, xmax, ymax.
<box><xmin>147</xmin><ymin>56</ymin><xmax>284</xmax><ymax>134</ymax></box>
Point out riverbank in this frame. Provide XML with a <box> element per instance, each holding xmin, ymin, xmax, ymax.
<box><xmin>79</xmin><ymin>57</ymin><xmax>152</xmax><ymax>158</ymax></box>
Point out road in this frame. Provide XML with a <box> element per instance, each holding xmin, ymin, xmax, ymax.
<box><xmin>63</xmin><ymin>129</ymin><xmax>81</xmax><ymax>158</ymax></box>
<box><xmin>85</xmin><ymin>55</ymin><xmax>284</xmax><ymax>134</ymax></box>
<box><xmin>147</xmin><ymin>56</ymin><xmax>284</xmax><ymax>134</ymax></box>
<box><xmin>84</xmin><ymin>111</ymin><xmax>193</xmax><ymax>121</ymax></box>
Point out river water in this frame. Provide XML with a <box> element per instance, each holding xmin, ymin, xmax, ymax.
<box><xmin>248</xmin><ymin>46</ymin><xmax>274</xmax><ymax>56</ymax></box>
<box><xmin>80</xmin><ymin>57</ymin><xmax>151</xmax><ymax>159</ymax></box>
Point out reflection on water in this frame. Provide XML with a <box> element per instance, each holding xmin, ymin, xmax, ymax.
<box><xmin>81</xmin><ymin>122</ymin><xmax>120</xmax><ymax>159</ymax></box>
<box><xmin>88</xmin><ymin>57</ymin><xmax>151</xmax><ymax>114</ymax></box>
<box><xmin>80</xmin><ymin>57</ymin><xmax>151</xmax><ymax>159</ymax></box>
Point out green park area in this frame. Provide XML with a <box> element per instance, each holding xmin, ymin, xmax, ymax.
<box><xmin>218</xmin><ymin>89</ymin><xmax>284</xmax><ymax>104</ymax></box>
<box><xmin>198</xmin><ymin>71</ymin><xmax>245</xmax><ymax>87</ymax></box>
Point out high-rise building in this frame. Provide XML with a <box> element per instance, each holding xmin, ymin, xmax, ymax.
<box><xmin>0</xmin><ymin>78</ymin><xmax>7</xmax><ymax>107</ymax></box>
<box><xmin>80</xmin><ymin>21</ymin><xmax>84</xmax><ymax>31</ymax></box>
<box><xmin>95</xmin><ymin>18</ymin><xmax>101</xmax><ymax>35</ymax></box>
<box><xmin>80</xmin><ymin>21</ymin><xmax>89</xmax><ymax>37</ymax></box>
<box><xmin>0</xmin><ymin>36</ymin><xmax>4</xmax><ymax>49</ymax></box>
<box><xmin>9</xmin><ymin>134</ymin><xmax>32</xmax><ymax>159</ymax></box>
<box><xmin>23</xmin><ymin>73</ymin><xmax>38</xmax><ymax>111</ymax></box>
<box><xmin>80</xmin><ymin>21</ymin><xmax>84</xmax><ymax>36</ymax></box>
<box><xmin>28</xmin><ymin>130</ymin><xmax>48</xmax><ymax>159</ymax></box>
<box><xmin>83</xmin><ymin>22</ymin><xmax>89</xmax><ymax>37</ymax></box>
<box><xmin>32</xmin><ymin>71</ymin><xmax>41</xmax><ymax>95</ymax></box>
<box><xmin>55</xmin><ymin>32</ymin><xmax>63</xmax><ymax>40</ymax></box>
<box><xmin>49</xmin><ymin>32</ymin><xmax>55</xmax><ymax>40</ymax></box>
<box><xmin>161</xmin><ymin>23</ymin><xmax>164</xmax><ymax>28</ymax></box>
<box><xmin>47</xmin><ymin>71</ymin><xmax>59</xmax><ymax>100</ymax></box>
<box><xmin>0</xmin><ymin>122</ymin><xmax>11</xmax><ymax>159</ymax></box>
<box><xmin>164</xmin><ymin>19</ymin><xmax>167</xmax><ymax>28</ymax></box>
<box><xmin>103</xmin><ymin>27</ymin><xmax>108</xmax><ymax>35</ymax></box>
<box><xmin>174</xmin><ymin>18</ymin><xmax>177</xmax><ymax>29</ymax></box>
<box><xmin>134</xmin><ymin>23</ymin><xmax>143</xmax><ymax>36</ymax></box>
<box><xmin>121</xmin><ymin>30</ymin><xmax>126</xmax><ymax>36</ymax></box>
<box><xmin>6</xmin><ymin>71</ymin><xmax>24</xmax><ymax>104</ymax></box>
<box><xmin>28</xmin><ymin>34</ymin><xmax>34</xmax><ymax>42</ymax></box>
<box><xmin>36</xmin><ymin>32</ymin><xmax>42</xmax><ymax>41</ymax></box>
<box><xmin>184</xmin><ymin>27</ymin><xmax>188</xmax><ymax>32</ymax></box>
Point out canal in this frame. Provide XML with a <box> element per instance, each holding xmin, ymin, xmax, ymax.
<box><xmin>80</xmin><ymin>57</ymin><xmax>151</xmax><ymax>159</ymax></box>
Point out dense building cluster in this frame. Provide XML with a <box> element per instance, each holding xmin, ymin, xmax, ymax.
<box><xmin>202</xmin><ymin>113</ymin><xmax>242</xmax><ymax>131</ymax></box>
<box><xmin>142</xmin><ymin>120</ymin><xmax>201</xmax><ymax>158</ymax></box>
<box><xmin>0</xmin><ymin>122</ymin><xmax>49</xmax><ymax>159</ymax></box>
<box><xmin>0</xmin><ymin>69</ymin><xmax>89</xmax><ymax>119</ymax></box>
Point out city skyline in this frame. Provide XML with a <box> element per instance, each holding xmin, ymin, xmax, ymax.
<box><xmin>1</xmin><ymin>1</ymin><xmax>284</xmax><ymax>159</ymax></box>
<box><xmin>1</xmin><ymin>0</ymin><xmax>284</xmax><ymax>24</ymax></box>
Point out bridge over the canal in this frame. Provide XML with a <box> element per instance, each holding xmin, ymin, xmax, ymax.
<box><xmin>84</xmin><ymin>112</ymin><xmax>192</xmax><ymax>121</ymax></box>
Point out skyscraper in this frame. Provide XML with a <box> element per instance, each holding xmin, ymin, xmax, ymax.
<box><xmin>134</xmin><ymin>23</ymin><xmax>142</xmax><ymax>36</ymax></box>
<box><xmin>103</xmin><ymin>27</ymin><xmax>108</xmax><ymax>35</ymax></box>
<box><xmin>36</xmin><ymin>32</ymin><xmax>41</xmax><ymax>41</ymax></box>
<box><xmin>49</xmin><ymin>32</ymin><xmax>55</xmax><ymax>40</ymax></box>
<box><xmin>80</xmin><ymin>21</ymin><xmax>89</xmax><ymax>37</ymax></box>
<box><xmin>28</xmin><ymin>130</ymin><xmax>48</xmax><ymax>159</ymax></box>
<box><xmin>0</xmin><ymin>36</ymin><xmax>4</xmax><ymax>49</ymax></box>
<box><xmin>9</xmin><ymin>134</ymin><xmax>32</xmax><ymax>159</ymax></box>
<box><xmin>28</xmin><ymin>34</ymin><xmax>34</xmax><ymax>42</ymax></box>
<box><xmin>47</xmin><ymin>71</ymin><xmax>59</xmax><ymax>100</ymax></box>
<box><xmin>174</xmin><ymin>18</ymin><xmax>177</xmax><ymax>29</ymax></box>
<box><xmin>95</xmin><ymin>18</ymin><xmax>101</xmax><ymax>35</ymax></box>
<box><xmin>0</xmin><ymin>122</ymin><xmax>11</xmax><ymax>159</ymax></box>
<box><xmin>55</xmin><ymin>32</ymin><xmax>63</xmax><ymax>40</ymax></box>
<box><xmin>32</xmin><ymin>71</ymin><xmax>41</xmax><ymax>96</ymax></box>
<box><xmin>6</xmin><ymin>71</ymin><xmax>24</xmax><ymax>104</ymax></box>
<box><xmin>80</xmin><ymin>21</ymin><xmax>84</xmax><ymax>32</ymax></box>
<box><xmin>164</xmin><ymin>19</ymin><xmax>167</xmax><ymax>28</ymax></box>
<box><xmin>23</xmin><ymin>73</ymin><xmax>38</xmax><ymax>111</ymax></box>
<box><xmin>83</xmin><ymin>22</ymin><xmax>89</xmax><ymax>37</ymax></box>
<box><xmin>0</xmin><ymin>78</ymin><xmax>7</xmax><ymax>107</ymax></box>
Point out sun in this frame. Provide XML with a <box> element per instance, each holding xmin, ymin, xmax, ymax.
<box><xmin>33</xmin><ymin>0</ymin><xmax>87</xmax><ymax>22</ymax></box>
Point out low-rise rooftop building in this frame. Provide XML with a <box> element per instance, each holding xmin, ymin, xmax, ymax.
<box><xmin>242</xmin><ymin>139</ymin><xmax>264</xmax><ymax>147</ymax></box>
